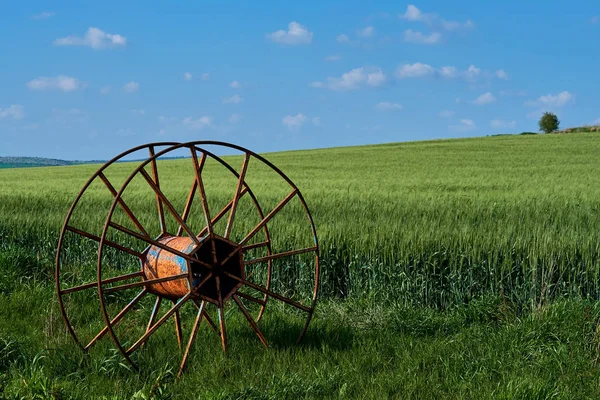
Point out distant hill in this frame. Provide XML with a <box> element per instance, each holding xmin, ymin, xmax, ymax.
<box><xmin>0</xmin><ymin>157</ymin><xmax>101</xmax><ymax>169</ymax></box>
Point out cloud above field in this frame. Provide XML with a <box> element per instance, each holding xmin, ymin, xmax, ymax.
<box><xmin>0</xmin><ymin>105</ymin><xmax>24</xmax><ymax>120</ymax></box>
<box><xmin>311</xmin><ymin>67</ymin><xmax>386</xmax><ymax>90</ymax></box>
<box><xmin>26</xmin><ymin>76</ymin><xmax>84</xmax><ymax>92</ymax></box>
<box><xmin>439</xmin><ymin>110</ymin><xmax>454</xmax><ymax>118</ymax></box>
<box><xmin>526</xmin><ymin>91</ymin><xmax>574</xmax><ymax>107</ymax></box>
<box><xmin>449</xmin><ymin>119</ymin><xmax>476</xmax><ymax>131</ymax></box>
<box><xmin>183</xmin><ymin>116</ymin><xmax>212</xmax><ymax>130</ymax></box>
<box><xmin>123</xmin><ymin>81</ymin><xmax>139</xmax><ymax>93</ymax></box>
<box><xmin>184</xmin><ymin>72</ymin><xmax>192</xmax><ymax>81</ymax></box>
<box><xmin>32</xmin><ymin>11</ymin><xmax>55</xmax><ymax>20</ymax></box>
<box><xmin>395</xmin><ymin>63</ymin><xmax>503</xmax><ymax>82</ymax></box>
<box><xmin>282</xmin><ymin>113</ymin><xmax>307</xmax><ymax>130</ymax></box>
<box><xmin>223</xmin><ymin>94</ymin><xmax>243</xmax><ymax>104</ymax></box>
<box><xmin>357</xmin><ymin>26</ymin><xmax>375</xmax><ymax>37</ymax></box>
<box><xmin>54</xmin><ymin>27</ymin><xmax>126</xmax><ymax>49</ymax></box>
<box><xmin>267</xmin><ymin>22</ymin><xmax>313</xmax><ymax>45</ymax></box>
<box><xmin>399</xmin><ymin>4</ymin><xmax>474</xmax><ymax>31</ymax></box>
<box><xmin>375</xmin><ymin>102</ymin><xmax>403</xmax><ymax>111</ymax></box>
<box><xmin>472</xmin><ymin>92</ymin><xmax>496</xmax><ymax>105</ymax></box>
<box><xmin>336</xmin><ymin>34</ymin><xmax>350</xmax><ymax>43</ymax></box>
<box><xmin>403</xmin><ymin>29</ymin><xmax>441</xmax><ymax>44</ymax></box>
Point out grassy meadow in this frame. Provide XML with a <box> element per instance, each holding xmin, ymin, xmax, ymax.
<box><xmin>2</xmin><ymin>133</ymin><xmax>600</xmax><ymax>398</ymax></box>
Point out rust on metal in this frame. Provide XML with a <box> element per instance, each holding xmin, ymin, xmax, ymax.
<box><xmin>55</xmin><ymin>140</ymin><xmax>320</xmax><ymax>376</ymax></box>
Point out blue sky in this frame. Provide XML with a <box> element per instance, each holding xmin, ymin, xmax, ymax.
<box><xmin>0</xmin><ymin>0</ymin><xmax>599</xmax><ymax>160</ymax></box>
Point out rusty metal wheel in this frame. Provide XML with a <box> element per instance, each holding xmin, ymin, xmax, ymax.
<box><xmin>56</xmin><ymin>141</ymin><xmax>319</xmax><ymax>376</ymax></box>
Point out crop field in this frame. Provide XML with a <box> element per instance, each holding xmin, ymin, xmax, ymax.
<box><xmin>2</xmin><ymin>133</ymin><xmax>600</xmax><ymax>398</ymax></box>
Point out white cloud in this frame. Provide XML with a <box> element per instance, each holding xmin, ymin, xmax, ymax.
<box><xmin>439</xmin><ymin>66</ymin><xmax>458</xmax><ymax>78</ymax></box>
<box><xmin>325</xmin><ymin>55</ymin><xmax>342</xmax><ymax>62</ymax></box>
<box><xmin>464</xmin><ymin>65</ymin><xmax>481</xmax><ymax>81</ymax></box>
<box><xmin>54</xmin><ymin>27</ymin><xmax>126</xmax><ymax>49</ymax></box>
<box><xmin>472</xmin><ymin>92</ymin><xmax>496</xmax><ymax>105</ymax></box>
<box><xmin>396</xmin><ymin>62</ymin><xmax>434</xmax><ymax>78</ymax></box>
<box><xmin>313</xmin><ymin>67</ymin><xmax>386</xmax><ymax>90</ymax></box>
<box><xmin>496</xmin><ymin>69</ymin><xmax>509</xmax><ymax>80</ymax></box>
<box><xmin>376</xmin><ymin>102</ymin><xmax>403</xmax><ymax>111</ymax></box>
<box><xmin>267</xmin><ymin>22</ymin><xmax>313</xmax><ymax>45</ymax></box>
<box><xmin>32</xmin><ymin>11</ymin><xmax>55</xmax><ymax>20</ymax></box>
<box><xmin>490</xmin><ymin>119</ymin><xmax>516</xmax><ymax>129</ymax></box>
<box><xmin>312</xmin><ymin>117</ymin><xmax>321</xmax><ymax>126</ymax></box>
<box><xmin>0</xmin><ymin>105</ymin><xmax>24</xmax><ymax>120</ymax></box>
<box><xmin>228</xmin><ymin>113</ymin><xmax>241</xmax><ymax>124</ymax></box>
<box><xmin>357</xmin><ymin>26</ymin><xmax>375</xmax><ymax>37</ymax></box>
<box><xmin>400</xmin><ymin>4</ymin><xmax>474</xmax><ymax>31</ymax></box>
<box><xmin>526</xmin><ymin>91</ymin><xmax>574</xmax><ymax>107</ymax></box>
<box><xmin>229</xmin><ymin>80</ymin><xmax>243</xmax><ymax>89</ymax></box>
<box><xmin>26</xmin><ymin>76</ymin><xmax>83</xmax><ymax>92</ymax></box>
<box><xmin>336</xmin><ymin>34</ymin><xmax>350</xmax><ymax>43</ymax></box>
<box><xmin>131</xmin><ymin>109</ymin><xmax>145</xmax><ymax>115</ymax></box>
<box><xmin>123</xmin><ymin>81</ymin><xmax>140</xmax><ymax>93</ymax></box>
<box><xmin>403</xmin><ymin>29</ymin><xmax>441</xmax><ymax>44</ymax></box>
<box><xmin>100</xmin><ymin>86</ymin><xmax>111</xmax><ymax>95</ymax></box>
<box><xmin>450</xmin><ymin>119</ymin><xmax>476</xmax><ymax>131</ymax></box>
<box><xmin>223</xmin><ymin>94</ymin><xmax>243</xmax><ymax>104</ymax></box>
<box><xmin>201</xmin><ymin>73</ymin><xmax>209</xmax><ymax>80</ymax></box>
<box><xmin>183</xmin><ymin>116</ymin><xmax>212</xmax><ymax>130</ymax></box>
<box><xmin>282</xmin><ymin>113</ymin><xmax>307</xmax><ymax>130</ymax></box>
<box><xmin>184</xmin><ymin>72</ymin><xmax>192</xmax><ymax>81</ymax></box>
<box><xmin>439</xmin><ymin>110</ymin><xmax>454</xmax><ymax>118</ymax></box>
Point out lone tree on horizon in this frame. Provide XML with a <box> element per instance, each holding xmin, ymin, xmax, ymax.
<box><xmin>539</xmin><ymin>112</ymin><xmax>560</xmax><ymax>133</ymax></box>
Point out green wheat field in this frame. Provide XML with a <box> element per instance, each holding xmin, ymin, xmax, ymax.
<box><xmin>2</xmin><ymin>132</ymin><xmax>600</xmax><ymax>398</ymax></box>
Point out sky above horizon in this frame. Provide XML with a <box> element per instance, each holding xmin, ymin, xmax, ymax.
<box><xmin>1</xmin><ymin>1</ymin><xmax>599</xmax><ymax>160</ymax></box>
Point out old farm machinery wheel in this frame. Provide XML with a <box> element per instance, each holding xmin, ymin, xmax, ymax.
<box><xmin>56</xmin><ymin>141</ymin><xmax>320</xmax><ymax>376</ymax></box>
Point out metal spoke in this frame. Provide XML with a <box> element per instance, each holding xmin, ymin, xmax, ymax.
<box><xmin>223</xmin><ymin>271</ymin><xmax>310</xmax><ymax>312</ymax></box>
<box><xmin>240</xmin><ymin>189</ymin><xmax>298</xmax><ymax>246</ymax></box>
<box><xmin>196</xmin><ymin>187</ymin><xmax>249</xmax><ymax>239</ymax></box>
<box><xmin>149</xmin><ymin>146</ymin><xmax>167</xmax><ymax>234</ymax></box>
<box><xmin>190</xmin><ymin>149</ymin><xmax>213</xmax><ymax>237</ymax></box>
<box><xmin>177</xmin><ymin>178</ymin><xmax>198</xmax><ymax>237</ymax></box>
<box><xmin>60</xmin><ymin>271</ymin><xmax>144</xmax><ymax>295</ymax></box>
<box><xmin>127</xmin><ymin>292</ymin><xmax>193</xmax><ymax>355</ymax></box>
<box><xmin>139</xmin><ymin>168</ymin><xmax>200</xmax><ymax>245</ymax></box>
<box><xmin>142</xmin><ymin>296</ymin><xmax>162</xmax><ymax>348</ymax></box>
<box><xmin>65</xmin><ymin>225</ymin><xmax>142</xmax><ymax>259</ymax></box>
<box><xmin>98</xmin><ymin>172</ymin><xmax>150</xmax><ymax>237</ymax></box>
<box><xmin>244</xmin><ymin>246</ymin><xmax>318</xmax><ymax>266</ymax></box>
<box><xmin>178</xmin><ymin>300</ymin><xmax>206</xmax><ymax>378</ymax></box>
<box><xmin>174</xmin><ymin>303</ymin><xmax>183</xmax><ymax>349</ymax></box>
<box><xmin>103</xmin><ymin>273</ymin><xmax>188</xmax><ymax>294</ymax></box>
<box><xmin>242</xmin><ymin>241</ymin><xmax>270</xmax><ymax>252</ymax></box>
<box><xmin>84</xmin><ymin>290</ymin><xmax>147</xmax><ymax>351</ymax></box>
<box><xmin>216</xmin><ymin>276</ymin><xmax>227</xmax><ymax>351</ymax></box>
<box><xmin>108</xmin><ymin>222</ymin><xmax>211</xmax><ymax>268</ymax></box>
<box><xmin>236</xmin><ymin>291</ymin><xmax>266</xmax><ymax>306</ymax></box>
<box><xmin>224</xmin><ymin>153</ymin><xmax>250</xmax><ymax>238</ymax></box>
<box><xmin>233</xmin><ymin>294</ymin><xmax>268</xmax><ymax>348</ymax></box>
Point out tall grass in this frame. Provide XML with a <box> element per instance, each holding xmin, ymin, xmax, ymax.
<box><xmin>1</xmin><ymin>133</ymin><xmax>600</xmax><ymax>308</ymax></box>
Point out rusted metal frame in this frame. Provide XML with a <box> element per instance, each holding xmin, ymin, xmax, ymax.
<box><xmin>195</xmin><ymin>186</ymin><xmax>249</xmax><ymax>239</ymax></box>
<box><xmin>108</xmin><ymin>221</ymin><xmax>211</xmax><ymax>269</ymax></box>
<box><xmin>193</xmin><ymin>300</ymin><xmax>219</xmax><ymax>334</ymax></box>
<box><xmin>223</xmin><ymin>271</ymin><xmax>310</xmax><ymax>312</ymax></box>
<box><xmin>178</xmin><ymin>300</ymin><xmax>206</xmax><ymax>378</ymax></box>
<box><xmin>60</xmin><ymin>271</ymin><xmax>144</xmax><ymax>295</ymax></box>
<box><xmin>176</xmin><ymin>178</ymin><xmax>198</xmax><ymax>237</ymax></box>
<box><xmin>149</xmin><ymin>146</ymin><xmax>167</xmax><ymax>235</ymax></box>
<box><xmin>190</xmin><ymin>150</ymin><xmax>212</xmax><ymax>235</ymax></box>
<box><xmin>173</xmin><ymin>300</ymin><xmax>183</xmax><ymax>349</ymax></box>
<box><xmin>98</xmin><ymin>172</ymin><xmax>150</xmax><ymax>238</ymax></box>
<box><xmin>224</xmin><ymin>153</ymin><xmax>250</xmax><ymax>239</ymax></box>
<box><xmin>244</xmin><ymin>246</ymin><xmax>318</xmax><ymax>266</ymax></box>
<box><xmin>56</xmin><ymin>141</ymin><xmax>179</xmax><ymax>353</ymax></box>
<box><xmin>240</xmin><ymin>189</ymin><xmax>298</xmax><ymax>246</ymax></box>
<box><xmin>138</xmin><ymin>168</ymin><xmax>200</xmax><ymax>245</ymax></box>
<box><xmin>215</xmin><ymin>276</ymin><xmax>227</xmax><ymax>351</ymax></box>
<box><xmin>190</xmin><ymin>272</ymin><xmax>213</xmax><ymax>296</ymax></box>
<box><xmin>84</xmin><ymin>289</ymin><xmax>148</xmax><ymax>351</ymax></box>
<box><xmin>127</xmin><ymin>292</ymin><xmax>193</xmax><ymax>355</ymax></box>
<box><xmin>65</xmin><ymin>226</ymin><xmax>143</xmax><ymax>259</ymax></box>
<box><xmin>142</xmin><ymin>296</ymin><xmax>162</xmax><ymax>348</ymax></box>
<box><xmin>236</xmin><ymin>291</ymin><xmax>267</xmax><ymax>306</ymax></box>
<box><xmin>233</xmin><ymin>294</ymin><xmax>269</xmax><ymax>348</ymax></box>
<box><xmin>104</xmin><ymin>273</ymin><xmax>188</xmax><ymax>294</ymax></box>
<box><xmin>242</xmin><ymin>241</ymin><xmax>270</xmax><ymax>252</ymax></box>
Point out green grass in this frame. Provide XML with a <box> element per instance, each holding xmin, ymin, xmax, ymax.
<box><xmin>2</xmin><ymin>132</ymin><xmax>600</xmax><ymax>398</ymax></box>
